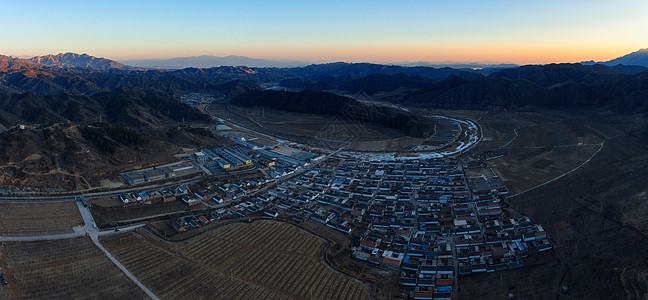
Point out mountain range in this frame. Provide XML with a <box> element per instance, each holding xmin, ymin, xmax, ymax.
<box><xmin>1</xmin><ymin>53</ymin><xmax>128</xmax><ymax>70</ymax></box>
<box><xmin>398</xmin><ymin>63</ymin><xmax>648</xmax><ymax>112</ymax></box>
<box><xmin>582</xmin><ymin>48</ymin><xmax>648</xmax><ymax>67</ymax></box>
<box><xmin>8</xmin><ymin>49</ymin><xmax>648</xmax><ymax>71</ymax></box>
<box><xmin>121</xmin><ymin>55</ymin><xmax>522</xmax><ymax>70</ymax></box>
<box><xmin>29</xmin><ymin>53</ymin><xmax>128</xmax><ymax>70</ymax></box>
<box><xmin>121</xmin><ymin>55</ymin><xmax>310</xmax><ymax>69</ymax></box>
<box><xmin>0</xmin><ymin>50</ymin><xmax>647</xmax><ymax>126</ymax></box>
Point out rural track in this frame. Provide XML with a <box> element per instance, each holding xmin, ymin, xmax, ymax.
<box><xmin>498</xmin><ymin>120</ymin><xmax>564</xmax><ymax>150</ymax></box>
<box><xmin>498</xmin><ymin>127</ymin><xmax>520</xmax><ymax>149</ymax></box>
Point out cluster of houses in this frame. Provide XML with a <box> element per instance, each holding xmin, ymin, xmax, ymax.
<box><xmin>167</xmin><ymin>176</ymin><xmax>275</xmax><ymax>230</ymax></box>
<box><xmin>172</xmin><ymin>208</ymin><xmax>230</xmax><ymax>232</ymax></box>
<box><xmin>119</xmin><ymin>187</ymin><xmax>189</xmax><ymax>205</ymax></box>
<box><xmin>123</xmin><ymin>124</ymin><xmax>551</xmax><ymax>300</ymax></box>
<box><xmin>207</xmin><ymin>178</ymin><xmax>271</xmax><ymax>204</ymax></box>
<box><xmin>130</xmin><ymin>147</ymin><xmax>551</xmax><ymax>300</ymax></box>
<box><xmin>175</xmin><ymin>156</ymin><xmax>551</xmax><ymax>300</ymax></box>
<box><xmin>180</xmin><ymin>93</ymin><xmax>219</xmax><ymax>105</ymax></box>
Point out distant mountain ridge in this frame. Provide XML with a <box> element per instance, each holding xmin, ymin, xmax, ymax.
<box><xmin>29</xmin><ymin>53</ymin><xmax>128</xmax><ymax>70</ymax></box>
<box><xmin>0</xmin><ymin>53</ymin><xmax>127</xmax><ymax>70</ymax></box>
<box><xmin>282</xmin><ymin>62</ymin><xmax>482</xmax><ymax>80</ymax></box>
<box><xmin>399</xmin><ymin>63</ymin><xmax>648</xmax><ymax>113</ymax></box>
<box><xmin>122</xmin><ymin>55</ymin><xmax>516</xmax><ymax>72</ymax></box>
<box><xmin>121</xmin><ymin>55</ymin><xmax>310</xmax><ymax>69</ymax></box>
<box><xmin>583</xmin><ymin>48</ymin><xmax>648</xmax><ymax>68</ymax></box>
<box><xmin>2</xmin><ymin>51</ymin><xmax>648</xmax><ymax>115</ymax></box>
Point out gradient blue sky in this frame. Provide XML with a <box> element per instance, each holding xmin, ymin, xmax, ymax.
<box><xmin>2</xmin><ymin>0</ymin><xmax>647</xmax><ymax>64</ymax></box>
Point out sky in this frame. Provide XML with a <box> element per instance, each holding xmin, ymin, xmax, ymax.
<box><xmin>1</xmin><ymin>0</ymin><xmax>647</xmax><ymax>64</ymax></box>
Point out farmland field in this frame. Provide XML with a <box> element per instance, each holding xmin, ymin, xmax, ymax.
<box><xmin>0</xmin><ymin>201</ymin><xmax>82</xmax><ymax>235</ymax></box>
<box><xmin>101</xmin><ymin>220</ymin><xmax>370</xmax><ymax>300</ymax></box>
<box><xmin>0</xmin><ymin>237</ymin><xmax>147</xmax><ymax>299</ymax></box>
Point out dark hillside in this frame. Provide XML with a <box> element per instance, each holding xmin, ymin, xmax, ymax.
<box><xmin>399</xmin><ymin>69</ymin><xmax>648</xmax><ymax>113</ymax></box>
<box><xmin>340</xmin><ymin>73</ymin><xmax>436</xmax><ymax>94</ymax></box>
<box><xmin>0</xmin><ymin>88</ymin><xmax>210</xmax><ymax>127</ymax></box>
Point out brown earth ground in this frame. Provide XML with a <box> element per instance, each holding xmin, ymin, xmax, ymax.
<box><xmin>0</xmin><ymin>237</ymin><xmax>147</xmax><ymax>299</ymax></box>
<box><xmin>148</xmin><ymin>215</ymin><xmax>406</xmax><ymax>300</ymax></box>
<box><xmin>447</xmin><ymin>109</ymin><xmax>648</xmax><ymax>299</ymax></box>
<box><xmin>102</xmin><ymin>219</ymin><xmax>371</xmax><ymax>300</ymax></box>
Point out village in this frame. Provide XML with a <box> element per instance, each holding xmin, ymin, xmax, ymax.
<box><xmin>103</xmin><ymin>125</ymin><xmax>552</xmax><ymax>300</ymax></box>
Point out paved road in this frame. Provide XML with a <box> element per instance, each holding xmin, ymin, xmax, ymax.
<box><xmin>76</xmin><ymin>201</ymin><xmax>99</xmax><ymax>235</ymax></box>
<box><xmin>0</xmin><ymin>177</ymin><xmax>204</xmax><ymax>202</ymax></box>
<box><xmin>0</xmin><ymin>161</ymin><xmax>259</xmax><ymax>202</ymax></box>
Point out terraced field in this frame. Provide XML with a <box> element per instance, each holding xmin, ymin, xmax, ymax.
<box><xmin>0</xmin><ymin>201</ymin><xmax>82</xmax><ymax>235</ymax></box>
<box><xmin>102</xmin><ymin>220</ymin><xmax>370</xmax><ymax>300</ymax></box>
<box><xmin>0</xmin><ymin>237</ymin><xmax>147</xmax><ymax>299</ymax></box>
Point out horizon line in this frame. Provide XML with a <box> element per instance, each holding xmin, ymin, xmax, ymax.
<box><xmin>4</xmin><ymin>48</ymin><xmax>645</xmax><ymax>67</ymax></box>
